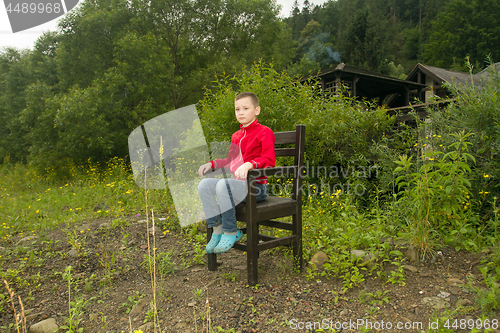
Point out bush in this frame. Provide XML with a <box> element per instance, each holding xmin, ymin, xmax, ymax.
<box><xmin>423</xmin><ymin>60</ymin><xmax>500</xmax><ymax>227</ymax></box>
<box><xmin>198</xmin><ymin>62</ymin><xmax>395</xmax><ymax>174</ymax></box>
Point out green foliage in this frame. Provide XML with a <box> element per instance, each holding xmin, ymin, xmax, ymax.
<box><xmin>291</xmin><ymin>19</ymin><xmax>340</xmax><ymax>76</ymax></box>
<box><xmin>3</xmin><ymin>0</ymin><xmax>497</xmax><ymax>172</ymax></box>
<box><xmin>384</xmin><ymin>250</ymin><xmax>406</xmax><ymax>286</ymax></box>
<box><xmin>141</xmin><ymin>250</ymin><xmax>177</xmax><ymax>278</ymax></box>
<box><xmin>60</xmin><ymin>266</ymin><xmax>95</xmax><ymax>333</ymax></box>
<box><xmin>1</xmin><ymin>41</ymin><xmax>500</xmax><ymax>331</ymax></box>
<box><xmin>358</xmin><ymin>289</ymin><xmax>390</xmax><ymax>306</ymax></box>
<box><xmin>0</xmin><ymin>48</ymin><xmax>34</xmax><ymax>163</ymax></box>
<box><xmin>419</xmin><ymin>60</ymin><xmax>500</xmax><ymax>239</ymax></box>
<box><xmin>394</xmin><ymin>130</ymin><xmax>475</xmax><ymax>257</ymax></box>
<box><xmin>199</xmin><ymin>62</ymin><xmax>394</xmax><ymax>170</ymax></box>
<box><xmin>221</xmin><ymin>272</ymin><xmax>237</xmax><ymax>282</ymax></box>
<box><xmin>474</xmin><ymin>246</ymin><xmax>500</xmax><ymax>314</ymax></box>
<box><xmin>120</xmin><ymin>291</ymin><xmax>144</xmax><ymax>314</ymax></box>
<box><xmin>0</xmin><ymin>0</ymin><xmax>294</xmax><ymax>170</ymax></box>
<box><xmin>286</xmin><ymin>0</ymin><xmax>430</xmax><ymax>73</ymax></box>
<box><xmin>0</xmin><ymin>157</ymin><xmax>172</xmax><ymax>239</ymax></box>
<box><xmin>191</xmin><ymin>287</ymin><xmax>205</xmax><ymax>302</ymax></box>
<box><xmin>402</xmin><ymin>26</ymin><xmax>422</xmax><ymax>61</ymax></box>
<box><xmin>199</xmin><ymin>62</ymin><xmax>316</xmax><ymax>142</ymax></box>
<box><xmin>299</xmin><ymin>190</ymin><xmax>407</xmax><ymax>291</ymax></box>
<box><xmin>57</xmin><ymin>0</ymin><xmax>134</xmax><ymax>90</ymax></box>
<box><xmin>337</xmin><ymin>7</ymin><xmax>384</xmax><ymax>70</ymax></box>
<box><xmin>96</xmin><ymin>244</ymin><xmax>117</xmax><ymax>285</ymax></box>
<box><xmin>305</xmin><ymin>96</ymin><xmax>393</xmax><ymax>169</ymax></box>
<box><xmin>423</xmin><ymin>0</ymin><xmax>500</xmax><ymax>70</ymax></box>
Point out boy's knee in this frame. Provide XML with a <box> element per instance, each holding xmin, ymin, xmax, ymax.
<box><xmin>198</xmin><ymin>178</ymin><xmax>211</xmax><ymax>192</ymax></box>
<box><xmin>215</xmin><ymin>180</ymin><xmax>229</xmax><ymax>196</ymax></box>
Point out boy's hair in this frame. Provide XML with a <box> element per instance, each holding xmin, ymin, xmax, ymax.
<box><xmin>235</xmin><ymin>92</ymin><xmax>259</xmax><ymax>107</ymax></box>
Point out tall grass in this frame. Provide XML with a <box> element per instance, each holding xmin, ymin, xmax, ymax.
<box><xmin>0</xmin><ymin>158</ymin><xmax>175</xmax><ymax>241</ymax></box>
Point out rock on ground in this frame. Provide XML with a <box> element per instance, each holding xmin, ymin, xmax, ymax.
<box><xmin>29</xmin><ymin>318</ymin><xmax>58</xmax><ymax>333</ymax></box>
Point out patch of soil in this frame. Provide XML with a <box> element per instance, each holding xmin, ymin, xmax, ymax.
<box><xmin>1</xmin><ymin>215</ymin><xmax>497</xmax><ymax>333</ymax></box>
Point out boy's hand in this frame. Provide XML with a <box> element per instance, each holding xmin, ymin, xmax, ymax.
<box><xmin>198</xmin><ymin>162</ymin><xmax>212</xmax><ymax>177</ymax></box>
<box><xmin>234</xmin><ymin>162</ymin><xmax>253</xmax><ymax>179</ymax></box>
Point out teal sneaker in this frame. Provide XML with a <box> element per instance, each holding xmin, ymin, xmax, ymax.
<box><xmin>213</xmin><ymin>230</ymin><xmax>243</xmax><ymax>254</ymax></box>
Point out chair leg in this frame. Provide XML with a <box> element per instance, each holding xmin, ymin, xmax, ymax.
<box><xmin>292</xmin><ymin>214</ymin><xmax>303</xmax><ymax>272</ymax></box>
<box><xmin>208</xmin><ymin>253</ymin><xmax>217</xmax><ymax>271</ymax></box>
<box><xmin>247</xmin><ymin>250</ymin><xmax>258</xmax><ymax>285</ymax></box>
<box><xmin>207</xmin><ymin>227</ymin><xmax>217</xmax><ymax>271</ymax></box>
<box><xmin>246</xmin><ymin>224</ymin><xmax>259</xmax><ymax>286</ymax></box>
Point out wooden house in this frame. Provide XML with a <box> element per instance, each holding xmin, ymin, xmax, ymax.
<box><xmin>309</xmin><ymin>62</ymin><xmax>499</xmax><ymax>121</ymax></box>
<box><xmin>308</xmin><ymin>63</ymin><xmax>427</xmax><ymax>107</ymax></box>
<box><xmin>386</xmin><ymin>63</ymin><xmax>477</xmax><ymax>108</ymax></box>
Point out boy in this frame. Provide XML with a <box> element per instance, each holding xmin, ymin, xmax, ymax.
<box><xmin>198</xmin><ymin>92</ymin><xmax>275</xmax><ymax>254</ymax></box>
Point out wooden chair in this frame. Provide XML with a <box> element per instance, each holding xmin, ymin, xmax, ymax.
<box><xmin>207</xmin><ymin>124</ymin><xmax>306</xmax><ymax>285</ymax></box>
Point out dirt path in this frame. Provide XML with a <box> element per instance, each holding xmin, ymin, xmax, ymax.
<box><xmin>1</xmin><ymin>216</ymin><xmax>495</xmax><ymax>333</ymax></box>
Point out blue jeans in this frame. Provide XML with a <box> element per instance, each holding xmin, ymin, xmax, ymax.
<box><xmin>198</xmin><ymin>178</ymin><xmax>268</xmax><ymax>233</ymax></box>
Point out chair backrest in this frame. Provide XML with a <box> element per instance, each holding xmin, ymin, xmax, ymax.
<box><xmin>273</xmin><ymin>125</ymin><xmax>306</xmax><ymax>201</ymax></box>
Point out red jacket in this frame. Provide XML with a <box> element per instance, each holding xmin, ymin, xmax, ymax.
<box><xmin>211</xmin><ymin>119</ymin><xmax>275</xmax><ymax>184</ymax></box>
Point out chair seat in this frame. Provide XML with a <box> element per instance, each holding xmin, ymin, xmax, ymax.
<box><xmin>235</xmin><ymin>196</ymin><xmax>298</xmax><ymax>222</ymax></box>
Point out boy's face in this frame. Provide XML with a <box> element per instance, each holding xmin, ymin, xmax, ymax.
<box><xmin>235</xmin><ymin>96</ymin><xmax>260</xmax><ymax>127</ymax></box>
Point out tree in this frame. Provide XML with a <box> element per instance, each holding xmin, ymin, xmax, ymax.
<box><xmin>130</xmin><ymin>0</ymin><xmax>294</xmax><ymax>108</ymax></box>
<box><xmin>56</xmin><ymin>0</ymin><xmax>134</xmax><ymax>90</ymax></box>
<box><xmin>30</xmin><ymin>32</ymin><xmax>61</xmax><ymax>89</ymax></box>
<box><xmin>3</xmin><ymin>0</ymin><xmax>295</xmax><ymax>169</ymax></box>
<box><xmin>338</xmin><ymin>7</ymin><xmax>384</xmax><ymax>70</ymax></box>
<box><xmin>317</xmin><ymin>0</ymin><xmax>340</xmax><ymax>38</ymax></box>
<box><xmin>0</xmin><ymin>48</ymin><xmax>33</xmax><ymax>163</ymax></box>
<box><xmin>295</xmin><ymin>20</ymin><xmax>339</xmax><ymax>73</ymax></box>
<box><xmin>423</xmin><ymin>0</ymin><xmax>500</xmax><ymax>70</ymax></box>
<box><xmin>402</xmin><ymin>26</ymin><xmax>422</xmax><ymax>60</ymax></box>
<box><xmin>19</xmin><ymin>82</ymin><xmax>61</xmax><ymax>171</ymax></box>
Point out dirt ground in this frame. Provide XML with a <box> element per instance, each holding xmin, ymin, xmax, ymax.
<box><xmin>1</xmin><ymin>215</ymin><xmax>497</xmax><ymax>333</ymax></box>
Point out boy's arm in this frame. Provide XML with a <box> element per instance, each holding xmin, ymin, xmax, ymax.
<box><xmin>249</xmin><ymin>129</ymin><xmax>276</xmax><ymax>169</ymax></box>
<box><xmin>211</xmin><ymin>137</ymin><xmax>240</xmax><ymax>169</ymax></box>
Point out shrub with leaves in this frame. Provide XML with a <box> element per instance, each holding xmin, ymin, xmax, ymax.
<box><xmin>393</xmin><ymin>130</ymin><xmax>476</xmax><ymax>257</ymax></box>
<box><xmin>198</xmin><ymin>62</ymin><xmax>395</xmax><ymax>172</ymax></box>
<box><xmin>424</xmin><ymin>60</ymin><xmax>500</xmax><ymax>217</ymax></box>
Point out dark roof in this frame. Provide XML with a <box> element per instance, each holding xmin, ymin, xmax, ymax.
<box><xmin>307</xmin><ymin>63</ymin><xmax>426</xmax><ymax>101</ymax></box>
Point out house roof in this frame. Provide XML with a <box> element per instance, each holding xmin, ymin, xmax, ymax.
<box><xmin>405</xmin><ymin>63</ymin><xmax>484</xmax><ymax>88</ymax></box>
<box><xmin>305</xmin><ymin>63</ymin><xmax>427</xmax><ymax>101</ymax></box>
<box><xmin>477</xmin><ymin>62</ymin><xmax>500</xmax><ymax>82</ymax></box>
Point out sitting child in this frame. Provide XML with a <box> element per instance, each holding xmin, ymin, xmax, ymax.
<box><xmin>197</xmin><ymin>92</ymin><xmax>275</xmax><ymax>253</ymax></box>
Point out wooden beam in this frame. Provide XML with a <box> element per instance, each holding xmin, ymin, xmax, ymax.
<box><xmin>352</xmin><ymin>75</ymin><xmax>359</xmax><ymax>97</ymax></box>
<box><xmin>404</xmin><ymin>84</ymin><xmax>410</xmax><ymax>105</ymax></box>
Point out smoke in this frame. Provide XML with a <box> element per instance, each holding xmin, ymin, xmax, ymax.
<box><xmin>303</xmin><ymin>32</ymin><xmax>342</xmax><ymax>66</ymax></box>
<box><xmin>326</xmin><ymin>46</ymin><xmax>341</xmax><ymax>63</ymax></box>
